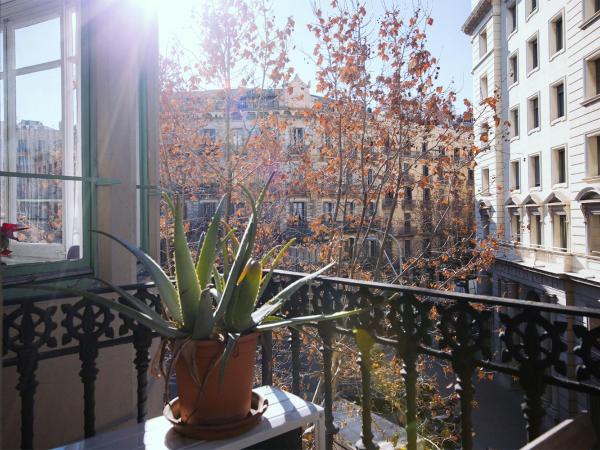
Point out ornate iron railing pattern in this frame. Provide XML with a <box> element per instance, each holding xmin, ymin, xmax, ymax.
<box><xmin>4</xmin><ymin>273</ymin><xmax>600</xmax><ymax>450</ymax></box>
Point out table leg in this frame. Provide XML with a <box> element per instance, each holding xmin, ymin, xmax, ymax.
<box><xmin>315</xmin><ymin>410</ymin><xmax>326</xmax><ymax>450</ymax></box>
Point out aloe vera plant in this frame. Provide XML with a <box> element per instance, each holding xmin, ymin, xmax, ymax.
<box><xmin>28</xmin><ymin>177</ymin><xmax>361</xmax><ymax>355</ymax></box>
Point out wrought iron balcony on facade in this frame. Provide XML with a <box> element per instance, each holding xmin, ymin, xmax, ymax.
<box><xmin>4</xmin><ymin>273</ymin><xmax>600</xmax><ymax>450</ymax></box>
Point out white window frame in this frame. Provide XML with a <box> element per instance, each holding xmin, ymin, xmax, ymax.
<box><xmin>584</xmin><ymin>130</ymin><xmax>600</xmax><ymax>178</ymax></box>
<box><xmin>529</xmin><ymin>153</ymin><xmax>542</xmax><ymax>189</ymax></box>
<box><xmin>1</xmin><ymin>0</ymin><xmax>82</xmax><ymax>263</ymax></box>
<box><xmin>551</xmin><ymin>145</ymin><xmax>568</xmax><ymax>187</ymax></box>
<box><xmin>583</xmin><ymin>48</ymin><xmax>600</xmax><ymax>102</ymax></box>
<box><xmin>549</xmin><ymin>9</ymin><xmax>565</xmax><ymax>59</ymax></box>
<box><xmin>550</xmin><ymin>77</ymin><xmax>566</xmax><ymax>123</ymax></box>
<box><xmin>510</xmin><ymin>159</ymin><xmax>521</xmax><ymax>191</ymax></box>
<box><xmin>526</xmin><ymin>32</ymin><xmax>540</xmax><ymax>76</ymax></box>
<box><xmin>508</xmin><ymin>51</ymin><xmax>519</xmax><ymax>86</ymax></box>
<box><xmin>510</xmin><ymin>105</ymin><xmax>520</xmax><ymax>139</ymax></box>
<box><xmin>527</xmin><ymin>93</ymin><xmax>541</xmax><ymax>132</ymax></box>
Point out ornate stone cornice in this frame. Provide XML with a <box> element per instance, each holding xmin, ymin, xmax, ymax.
<box><xmin>462</xmin><ymin>0</ymin><xmax>492</xmax><ymax>35</ymax></box>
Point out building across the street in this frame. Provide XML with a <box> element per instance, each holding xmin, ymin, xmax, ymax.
<box><xmin>463</xmin><ymin>0</ymin><xmax>600</xmax><ymax>425</ymax></box>
<box><xmin>168</xmin><ymin>75</ymin><xmax>475</xmax><ymax>279</ymax></box>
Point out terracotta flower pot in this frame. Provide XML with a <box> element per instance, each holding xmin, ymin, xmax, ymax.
<box><xmin>175</xmin><ymin>332</ymin><xmax>259</xmax><ymax>425</ymax></box>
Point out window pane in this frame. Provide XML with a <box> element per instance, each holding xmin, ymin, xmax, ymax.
<box><xmin>15</xmin><ymin>68</ymin><xmax>63</xmax><ymax>175</ymax></box>
<box><xmin>15</xmin><ymin>17</ymin><xmax>61</xmax><ymax>69</ymax></box>
<box><xmin>0</xmin><ymin>177</ymin><xmax>83</xmax><ymax>265</ymax></box>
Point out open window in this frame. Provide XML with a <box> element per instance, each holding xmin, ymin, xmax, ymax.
<box><xmin>1</xmin><ymin>1</ymin><xmax>84</xmax><ymax>266</ymax></box>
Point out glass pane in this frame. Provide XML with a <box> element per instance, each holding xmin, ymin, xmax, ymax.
<box><xmin>0</xmin><ymin>177</ymin><xmax>83</xmax><ymax>265</ymax></box>
<box><xmin>16</xmin><ymin>68</ymin><xmax>63</xmax><ymax>175</ymax></box>
<box><xmin>15</xmin><ymin>17</ymin><xmax>61</xmax><ymax>69</ymax></box>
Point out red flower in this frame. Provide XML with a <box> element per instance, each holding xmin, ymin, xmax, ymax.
<box><xmin>1</xmin><ymin>223</ymin><xmax>27</xmax><ymax>241</ymax></box>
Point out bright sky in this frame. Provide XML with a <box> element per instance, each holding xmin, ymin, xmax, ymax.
<box><xmin>158</xmin><ymin>0</ymin><xmax>473</xmax><ymax>104</ymax></box>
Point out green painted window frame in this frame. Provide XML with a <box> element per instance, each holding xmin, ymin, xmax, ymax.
<box><xmin>2</xmin><ymin>0</ymin><xmax>95</xmax><ymax>284</ymax></box>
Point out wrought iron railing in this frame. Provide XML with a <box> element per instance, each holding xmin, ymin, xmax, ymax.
<box><xmin>4</xmin><ymin>272</ymin><xmax>600</xmax><ymax>449</ymax></box>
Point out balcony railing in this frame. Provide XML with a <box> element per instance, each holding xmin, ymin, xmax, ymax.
<box><xmin>4</xmin><ymin>273</ymin><xmax>600</xmax><ymax>449</ymax></box>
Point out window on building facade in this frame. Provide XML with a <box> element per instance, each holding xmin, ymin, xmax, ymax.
<box><xmin>589</xmin><ymin>213</ymin><xmax>600</xmax><ymax>256</ymax></box>
<box><xmin>510</xmin><ymin>160</ymin><xmax>521</xmax><ymax>191</ymax></box>
<box><xmin>528</xmin><ymin>95</ymin><xmax>540</xmax><ymax>130</ymax></box>
<box><xmin>482</xmin><ymin>167</ymin><xmax>490</xmax><ymax>195</ymax></box>
<box><xmin>367</xmin><ymin>239</ymin><xmax>378</xmax><ymax>258</ymax></box>
<box><xmin>585</xmin><ymin>53</ymin><xmax>600</xmax><ymax>100</ymax></box>
<box><xmin>291</xmin><ymin>201</ymin><xmax>306</xmax><ymax>224</ymax></box>
<box><xmin>508</xmin><ymin>4</ymin><xmax>517</xmax><ymax>34</ymax></box>
<box><xmin>585</xmin><ymin>134</ymin><xmax>600</xmax><ymax>177</ymax></box>
<box><xmin>480</xmin><ymin>75</ymin><xmax>489</xmax><ymax>101</ymax></box>
<box><xmin>200</xmin><ymin>128</ymin><xmax>217</xmax><ymax>141</ymax></box>
<box><xmin>404</xmin><ymin>213</ymin><xmax>411</xmax><ymax>234</ymax></box>
<box><xmin>585</xmin><ymin>0</ymin><xmax>600</xmax><ymax>20</ymax></box>
<box><xmin>510</xmin><ymin>107</ymin><xmax>520</xmax><ymax>138</ymax></box>
<box><xmin>530</xmin><ymin>213</ymin><xmax>543</xmax><ymax>246</ymax></box>
<box><xmin>404</xmin><ymin>187</ymin><xmax>413</xmax><ymax>203</ymax></box>
<box><xmin>527</xmin><ymin>0</ymin><xmax>538</xmax><ymax>17</ymax></box>
<box><xmin>368</xmin><ymin>201</ymin><xmax>376</xmax><ymax>215</ymax></box>
<box><xmin>468</xmin><ymin>169</ymin><xmax>475</xmax><ymax>184</ymax></box>
<box><xmin>530</xmin><ymin>155</ymin><xmax>541</xmax><ymax>188</ymax></box>
<box><xmin>552</xmin><ymin>147</ymin><xmax>567</xmax><ymax>185</ymax></box>
<box><xmin>322</xmin><ymin>201</ymin><xmax>333</xmax><ymax>223</ymax></box>
<box><xmin>422</xmin><ymin>165</ymin><xmax>429</xmax><ymax>176</ymax></box>
<box><xmin>404</xmin><ymin>239</ymin><xmax>412</xmax><ymax>259</ymax></box>
<box><xmin>367</xmin><ymin>168</ymin><xmax>373</xmax><ymax>185</ymax></box>
<box><xmin>347</xmin><ymin>201</ymin><xmax>355</xmax><ymax>217</ymax></box>
<box><xmin>423</xmin><ymin>188</ymin><xmax>431</xmax><ymax>205</ymax></box>
<box><xmin>527</xmin><ymin>35</ymin><xmax>539</xmax><ymax>73</ymax></box>
<box><xmin>550</xmin><ymin>13</ymin><xmax>564</xmax><ymax>56</ymax></box>
<box><xmin>479</xmin><ymin>29</ymin><xmax>488</xmax><ymax>58</ymax></box>
<box><xmin>553</xmin><ymin>213</ymin><xmax>568</xmax><ymax>251</ymax></box>
<box><xmin>293</xmin><ymin>127</ymin><xmax>304</xmax><ymax>145</ymax></box>
<box><xmin>551</xmin><ymin>81</ymin><xmax>565</xmax><ymax>120</ymax></box>
<box><xmin>509</xmin><ymin>53</ymin><xmax>518</xmax><ymax>85</ymax></box>
<box><xmin>510</xmin><ymin>212</ymin><xmax>521</xmax><ymax>243</ymax></box>
<box><xmin>1</xmin><ymin>2</ymin><xmax>83</xmax><ymax>266</ymax></box>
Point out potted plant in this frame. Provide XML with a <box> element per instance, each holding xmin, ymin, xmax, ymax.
<box><xmin>31</xmin><ymin>178</ymin><xmax>361</xmax><ymax>439</ymax></box>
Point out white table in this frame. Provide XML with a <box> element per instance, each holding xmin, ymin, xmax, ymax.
<box><xmin>56</xmin><ymin>386</ymin><xmax>326</xmax><ymax>450</ymax></box>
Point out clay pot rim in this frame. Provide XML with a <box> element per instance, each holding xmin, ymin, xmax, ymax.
<box><xmin>172</xmin><ymin>331</ymin><xmax>260</xmax><ymax>347</ymax></box>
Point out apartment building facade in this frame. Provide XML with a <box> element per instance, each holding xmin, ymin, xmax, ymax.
<box><xmin>170</xmin><ymin>75</ymin><xmax>475</xmax><ymax>277</ymax></box>
<box><xmin>464</xmin><ymin>0</ymin><xmax>600</xmax><ymax>423</ymax></box>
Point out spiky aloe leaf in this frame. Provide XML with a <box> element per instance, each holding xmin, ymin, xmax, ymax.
<box><xmin>22</xmin><ymin>285</ymin><xmax>187</xmax><ymax>339</ymax></box>
<box><xmin>196</xmin><ymin>196</ymin><xmax>226</xmax><ymax>289</ymax></box>
<box><xmin>255</xmin><ymin>308</ymin><xmax>366</xmax><ymax>332</ymax></box>
<box><xmin>258</xmin><ymin>237</ymin><xmax>296</xmax><ymax>299</ymax></box>
<box><xmin>191</xmin><ymin>289</ymin><xmax>215</xmax><ymax>339</ymax></box>
<box><xmin>94</xmin><ymin>230</ymin><xmax>183</xmax><ymax>324</ymax></box>
<box><xmin>224</xmin><ymin>259</ymin><xmax>262</xmax><ymax>332</ymax></box>
<box><xmin>92</xmin><ymin>278</ymin><xmax>166</xmax><ymax>324</ymax></box>
<box><xmin>218</xmin><ymin>332</ymin><xmax>241</xmax><ymax>386</ymax></box>
<box><xmin>169</xmin><ymin>196</ymin><xmax>202</xmax><ymax>332</ymax></box>
<box><xmin>251</xmin><ymin>262</ymin><xmax>334</xmax><ymax>325</ymax></box>
<box><xmin>213</xmin><ymin>214</ymin><xmax>256</xmax><ymax>324</ymax></box>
